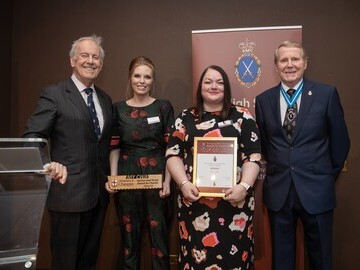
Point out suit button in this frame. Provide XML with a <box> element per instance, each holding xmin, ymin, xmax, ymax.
<box><xmin>291</xmin><ymin>166</ymin><xmax>295</xmax><ymax>170</ymax></box>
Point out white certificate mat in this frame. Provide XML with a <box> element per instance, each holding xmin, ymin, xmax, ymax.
<box><xmin>196</xmin><ymin>153</ymin><xmax>233</xmax><ymax>188</ymax></box>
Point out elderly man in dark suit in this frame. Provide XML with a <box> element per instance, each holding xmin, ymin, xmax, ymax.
<box><xmin>23</xmin><ymin>34</ymin><xmax>113</xmax><ymax>270</ymax></box>
<box><xmin>255</xmin><ymin>40</ymin><xmax>350</xmax><ymax>270</ymax></box>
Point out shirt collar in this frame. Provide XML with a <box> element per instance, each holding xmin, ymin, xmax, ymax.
<box><xmin>281</xmin><ymin>78</ymin><xmax>304</xmax><ymax>92</ymax></box>
<box><xmin>71</xmin><ymin>74</ymin><xmax>94</xmax><ymax>92</ymax></box>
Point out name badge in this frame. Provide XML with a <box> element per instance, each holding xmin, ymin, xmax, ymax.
<box><xmin>147</xmin><ymin>116</ymin><xmax>160</xmax><ymax>124</ymax></box>
<box><xmin>218</xmin><ymin>120</ymin><xmax>233</xmax><ymax>128</ymax></box>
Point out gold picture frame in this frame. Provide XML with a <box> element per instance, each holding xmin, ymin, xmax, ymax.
<box><xmin>193</xmin><ymin>137</ymin><xmax>237</xmax><ymax>197</ymax></box>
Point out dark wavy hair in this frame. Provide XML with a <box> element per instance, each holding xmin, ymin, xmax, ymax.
<box><xmin>194</xmin><ymin>65</ymin><xmax>232</xmax><ymax>122</ymax></box>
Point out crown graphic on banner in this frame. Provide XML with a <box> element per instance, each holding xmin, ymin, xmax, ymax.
<box><xmin>239</xmin><ymin>38</ymin><xmax>256</xmax><ymax>54</ymax></box>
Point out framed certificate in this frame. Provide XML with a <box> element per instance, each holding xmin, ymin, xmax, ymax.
<box><xmin>193</xmin><ymin>137</ymin><xmax>237</xmax><ymax>197</ymax></box>
<box><xmin>108</xmin><ymin>174</ymin><xmax>163</xmax><ymax>190</ymax></box>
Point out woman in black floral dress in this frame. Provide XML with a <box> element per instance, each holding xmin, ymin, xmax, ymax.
<box><xmin>166</xmin><ymin>65</ymin><xmax>261</xmax><ymax>270</ymax></box>
<box><xmin>106</xmin><ymin>56</ymin><xmax>174</xmax><ymax>269</ymax></box>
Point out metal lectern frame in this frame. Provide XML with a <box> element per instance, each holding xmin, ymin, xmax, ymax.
<box><xmin>0</xmin><ymin>138</ymin><xmax>51</xmax><ymax>270</ymax></box>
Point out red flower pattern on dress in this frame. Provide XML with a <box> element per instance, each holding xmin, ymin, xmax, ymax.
<box><xmin>139</xmin><ymin>110</ymin><xmax>148</xmax><ymax>117</ymax></box>
<box><xmin>148</xmin><ymin>158</ymin><xmax>158</xmax><ymax>166</ymax></box>
<box><xmin>202</xmin><ymin>232</ymin><xmax>219</xmax><ymax>247</ymax></box>
<box><xmin>247</xmin><ymin>223</ymin><xmax>254</xmax><ymax>239</ymax></box>
<box><xmin>235</xmin><ymin>217</ymin><xmax>246</xmax><ymax>228</ymax></box>
<box><xmin>242</xmin><ymin>250</ymin><xmax>248</xmax><ymax>262</ymax></box>
<box><xmin>131</xmin><ymin>130</ymin><xmax>140</xmax><ymax>140</ymax></box>
<box><xmin>205</xmin><ymin>264</ymin><xmax>221</xmax><ymax>270</ymax></box>
<box><xmin>151</xmin><ymin>248</ymin><xmax>164</xmax><ymax>258</ymax></box>
<box><xmin>122</xmin><ymin>215</ymin><xmax>132</xmax><ymax>232</ymax></box>
<box><xmin>149</xmin><ymin>218</ymin><xmax>159</xmax><ymax>228</ymax></box>
<box><xmin>204</xmin><ymin>129</ymin><xmax>222</xmax><ymax>137</ymax></box>
<box><xmin>218</xmin><ymin>218</ymin><xmax>225</xmax><ymax>226</ymax></box>
<box><xmin>125</xmin><ymin>224</ymin><xmax>132</xmax><ymax>232</ymax></box>
<box><xmin>191</xmin><ymin>248</ymin><xmax>207</xmax><ymax>264</ymax></box>
<box><xmin>130</xmin><ymin>109</ymin><xmax>139</xmax><ymax>118</ymax></box>
<box><xmin>138</xmin><ymin>157</ymin><xmax>148</xmax><ymax>167</ymax></box>
<box><xmin>179</xmin><ymin>221</ymin><xmax>189</xmax><ymax>239</ymax></box>
<box><xmin>122</xmin><ymin>215</ymin><xmax>131</xmax><ymax>224</ymax></box>
<box><xmin>199</xmin><ymin>197</ymin><xmax>220</xmax><ymax>209</ymax></box>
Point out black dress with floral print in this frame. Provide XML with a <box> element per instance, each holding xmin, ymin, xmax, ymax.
<box><xmin>166</xmin><ymin>106</ymin><xmax>261</xmax><ymax>270</ymax></box>
<box><xmin>111</xmin><ymin>99</ymin><xmax>174</xmax><ymax>269</ymax></box>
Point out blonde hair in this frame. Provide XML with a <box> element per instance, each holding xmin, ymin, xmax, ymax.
<box><xmin>126</xmin><ymin>56</ymin><xmax>155</xmax><ymax>98</ymax></box>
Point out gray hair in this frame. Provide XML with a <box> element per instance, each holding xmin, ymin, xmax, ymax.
<box><xmin>274</xmin><ymin>40</ymin><xmax>308</xmax><ymax>64</ymax></box>
<box><xmin>69</xmin><ymin>34</ymin><xmax>105</xmax><ymax>62</ymax></box>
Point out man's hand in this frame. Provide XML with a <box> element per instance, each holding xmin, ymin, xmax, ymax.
<box><xmin>43</xmin><ymin>162</ymin><xmax>67</xmax><ymax>184</ymax></box>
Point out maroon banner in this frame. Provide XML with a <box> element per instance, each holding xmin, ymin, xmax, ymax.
<box><xmin>192</xmin><ymin>25</ymin><xmax>302</xmax><ymax>115</ymax></box>
<box><xmin>191</xmin><ymin>26</ymin><xmax>302</xmax><ymax>264</ymax></box>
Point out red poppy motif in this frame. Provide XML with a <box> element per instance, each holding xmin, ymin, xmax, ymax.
<box><xmin>151</xmin><ymin>248</ymin><xmax>164</xmax><ymax>258</ymax></box>
<box><xmin>234</xmin><ymin>217</ymin><xmax>246</xmax><ymax>229</ymax></box>
<box><xmin>125</xmin><ymin>223</ymin><xmax>132</xmax><ymax>232</ymax></box>
<box><xmin>179</xmin><ymin>221</ymin><xmax>189</xmax><ymax>240</ymax></box>
<box><xmin>149</xmin><ymin>219</ymin><xmax>159</xmax><ymax>228</ymax></box>
<box><xmin>242</xmin><ymin>250</ymin><xmax>248</xmax><ymax>262</ymax></box>
<box><xmin>202</xmin><ymin>232</ymin><xmax>219</xmax><ymax>247</ymax></box>
<box><xmin>139</xmin><ymin>110</ymin><xmax>148</xmax><ymax>117</ymax></box>
<box><xmin>139</xmin><ymin>157</ymin><xmax>148</xmax><ymax>167</ymax></box>
<box><xmin>191</xmin><ymin>248</ymin><xmax>207</xmax><ymax>264</ymax></box>
<box><xmin>199</xmin><ymin>197</ymin><xmax>220</xmax><ymax>209</ymax></box>
<box><xmin>205</xmin><ymin>264</ymin><xmax>221</xmax><ymax>270</ymax></box>
<box><xmin>204</xmin><ymin>129</ymin><xmax>222</xmax><ymax>137</ymax></box>
<box><xmin>173</xmin><ymin>130</ymin><xmax>186</xmax><ymax>141</ymax></box>
<box><xmin>131</xmin><ymin>130</ymin><xmax>140</xmax><ymax>140</ymax></box>
<box><xmin>164</xmin><ymin>134</ymin><xmax>169</xmax><ymax>143</ymax></box>
<box><xmin>122</xmin><ymin>215</ymin><xmax>131</xmax><ymax>224</ymax></box>
<box><xmin>130</xmin><ymin>110</ymin><xmax>139</xmax><ymax>118</ymax></box>
<box><xmin>247</xmin><ymin>223</ymin><xmax>253</xmax><ymax>239</ymax></box>
<box><xmin>148</xmin><ymin>158</ymin><xmax>158</xmax><ymax>166</ymax></box>
<box><xmin>218</xmin><ymin>218</ymin><xmax>225</xmax><ymax>226</ymax></box>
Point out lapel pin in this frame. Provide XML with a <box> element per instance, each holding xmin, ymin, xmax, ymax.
<box><xmin>308</xmin><ymin>90</ymin><xmax>312</xmax><ymax>96</ymax></box>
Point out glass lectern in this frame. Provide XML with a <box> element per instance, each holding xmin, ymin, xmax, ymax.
<box><xmin>0</xmin><ymin>138</ymin><xmax>51</xmax><ymax>269</ymax></box>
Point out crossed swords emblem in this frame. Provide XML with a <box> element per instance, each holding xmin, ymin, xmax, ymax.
<box><xmin>241</xmin><ymin>59</ymin><xmax>254</xmax><ymax>79</ymax></box>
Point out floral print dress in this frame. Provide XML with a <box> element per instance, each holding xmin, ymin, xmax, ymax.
<box><xmin>111</xmin><ymin>99</ymin><xmax>174</xmax><ymax>269</ymax></box>
<box><xmin>166</xmin><ymin>106</ymin><xmax>261</xmax><ymax>270</ymax></box>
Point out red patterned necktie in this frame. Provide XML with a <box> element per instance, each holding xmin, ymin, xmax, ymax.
<box><xmin>283</xmin><ymin>88</ymin><xmax>297</xmax><ymax>138</ymax></box>
<box><xmin>84</xmin><ymin>88</ymin><xmax>101</xmax><ymax>139</ymax></box>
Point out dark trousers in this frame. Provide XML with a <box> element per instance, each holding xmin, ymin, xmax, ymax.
<box><xmin>114</xmin><ymin>189</ymin><xmax>171</xmax><ymax>270</ymax></box>
<box><xmin>49</xmin><ymin>202</ymin><xmax>107</xmax><ymax>270</ymax></box>
<box><xmin>268</xmin><ymin>183</ymin><xmax>333</xmax><ymax>270</ymax></box>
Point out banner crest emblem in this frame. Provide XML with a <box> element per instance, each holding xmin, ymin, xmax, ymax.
<box><xmin>235</xmin><ymin>38</ymin><xmax>261</xmax><ymax>88</ymax></box>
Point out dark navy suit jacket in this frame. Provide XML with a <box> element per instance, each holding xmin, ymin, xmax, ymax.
<box><xmin>255</xmin><ymin>79</ymin><xmax>350</xmax><ymax>214</ymax></box>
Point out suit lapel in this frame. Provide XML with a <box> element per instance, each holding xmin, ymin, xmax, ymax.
<box><xmin>292</xmin><ymin>80</ymin><xmax>314</xmax><ymax>140</ymax></box>
<box><xmin>271</xmin><ymin>84</ymin><xmax>285</xmax><ymax>134</ymax></box>
<box><xmin>95</xmin><ymin>86</ymin><xmax>111</xmax><ymax>138</ymax></box>
<box><xmin>65</xmin><ymin>79</ymin><xmax>98</xmax><ymax>138</ymax></box>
